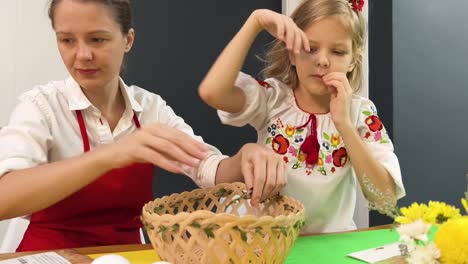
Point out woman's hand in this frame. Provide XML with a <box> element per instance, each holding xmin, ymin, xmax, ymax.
<box><xmin>251</xmin><ymin>9</ymin><xmax>310</xmax><ymax>54</ymax></box>
<box><xmin>239</xmin><ymin>143</ymin><xmax>287</xmax><ymax>205</ymax></box>
<box><xmin>106</xmin><ymin>123</ymin><xmax>208</xmax><ymax>173</ymax></box>
<box><xmin>323</xmin><ymin>72</ymin><xmax>353</xmax><ymax>131</ymax></box>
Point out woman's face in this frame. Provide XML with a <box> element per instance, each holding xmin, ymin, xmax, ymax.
<box><xmin>53</xmin><ymin>0</ymin><xmax>134</xmax><ymax>92</ymax></box>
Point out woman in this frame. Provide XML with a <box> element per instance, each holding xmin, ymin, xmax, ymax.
<box><xmin>0</xmin><ymin>0</ymin><xmax>286</xmax><ymax>251</ymax></box>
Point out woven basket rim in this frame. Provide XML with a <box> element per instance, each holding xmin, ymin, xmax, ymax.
<box><xmin>142</xmin><ymin>210</ymin><xmax>304</xmax><ymax>220</ymax></box>
<box><xmin>142</xmin><ymin>182</ymin><xmax>304</xmax><ymax>219</ymax></box>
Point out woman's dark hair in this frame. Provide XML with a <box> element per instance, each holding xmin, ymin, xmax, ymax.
<box><xmin>48</xmin><ymin>0</ymin><xmax>132</xmax><ymax>34</ymax></box>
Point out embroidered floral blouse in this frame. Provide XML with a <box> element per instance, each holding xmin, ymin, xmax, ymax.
<box><xmin>218</xmin><ymin>72</ymin><xmax>405</xmax><ymax>233</ymax></box>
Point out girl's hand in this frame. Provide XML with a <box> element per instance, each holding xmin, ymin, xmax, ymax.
<box><xmin>106</xmin><ymin>124</ymin><xmax>208</xmax><ymax>173</ymax></box>
<box><xmin>322</xmin><ymin>72</ymin><xmax>353</xmax><ymax>130</ymax></box>
<box><xmin>239</xmin><ymin>143</ymin><xmax>287</xmax><ymax>205</ymax></box>
<box><xmin>251</xmin><ymin>9</ymin><xmax>310</xmax><ymax>54</ymax></box>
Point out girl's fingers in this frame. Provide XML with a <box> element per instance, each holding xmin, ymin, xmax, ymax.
<box><xmin>324</xmin><ymin>79</ymin><xmax>346</xmax><ymax>98</ymax></box>
<box><xmin>240</xmin><ymin>144</ymin><xmax>288</xmax><ymax>204</ymax></box>
<box><xmin>323</xmin><ymin>73</ymin><xmax>351</xmax><ymax>97</ymax></box>
<box><xmin>262</xmin><ymin>156</ymin><xmax>278</xmax><ymax>201</ymax></box>
<box><xmin>270</xmin><ymin>159</ymin><xmax>286</xmax><ymax>196</ymax></box>
<box><xmin>323</xmin><ymin>72</ymin><xmax>349</xmax><ymax>91</ymax></box>
<box><xmin>276</xmin><ymin>17</ymin><xmax>286</xmax><ymax>41</ymax></box>
<box><xmin>255</xmin><ymin>154</ymin><xmax>287</xmax><ymax>202</ymax></box>
<box><xmin>251</xmin><ymin>156</ymin><xmax>266</xmax><ymax>205</ymax></box>
<box><xmin>283</xmin><ymin>17</ymin><xmax>295</xmax><ymax>50</ymax></box>
<box><xmin>293</xmin><ymin>27</ymin><xmax>303</xmax><ymax>54</ymax></box>
<box><xmin>301</xmin><ymin>30</ymin><xmax>310</xmax><ymax>53</ymax></box>
<box><xmin>241</xmin><ymin>158</ymin><xmax>254</xmax><ymax>196</ymax></box>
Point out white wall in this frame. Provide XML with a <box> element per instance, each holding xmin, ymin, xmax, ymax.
<box><xmin>0</xmin><ymin>0</ymin><xmax>67</xmax><ymax>126</ymax></box>
<box><xmin>282</xmin><ymin>0</ymin><xmax>304</xmax><ymax>16</ymax></box>
<box><xmin>0</xmin><ymin>0</ymin><xmax>67</xmax><ymax>249</ymax></box>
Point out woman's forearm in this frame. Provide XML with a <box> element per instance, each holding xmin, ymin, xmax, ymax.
<box><xmin>0</xmin><ymin>146</ymin><xmax>114</xmax><ymax>220</ymax></box>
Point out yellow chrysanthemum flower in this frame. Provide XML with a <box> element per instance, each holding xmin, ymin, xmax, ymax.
<box><xmin>395</xmin><ymin>203</ymin><xmax>429</xmax><ymax>224</ymax></box>
<box><xmin>462</xmin><ymin>198</ymin><xmax>468</xmax><ymax>215</ymax></box>
<box><xmin>434</xmin><ymin>216</ymin><xmax>468</xmax><ymax>264</ymax></box>
<box><xmin>425</xmin><ymin>201</ymin><xmax>461</xmax><ymax>225</ymax></box>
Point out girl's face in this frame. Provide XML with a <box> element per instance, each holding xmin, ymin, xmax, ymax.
<box><xmin>291</xmin><ymin>16</ymin><xmax>355</xmax><ymax>96</ymax></box>
<box><xmin>53</xmin><ymin>0</ymin><xmax>134</xmax><ymax>92</ymax></box>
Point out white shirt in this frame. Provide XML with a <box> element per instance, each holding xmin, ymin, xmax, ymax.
<box><xmin>219</xmin><ymin>72</ymin><xmax>406</xmax><ymax>233</ymax></box>
<box><xmin>0</xmin><ymin>76</ymin><xmax>227</xmax><ymax>188</ymax></box>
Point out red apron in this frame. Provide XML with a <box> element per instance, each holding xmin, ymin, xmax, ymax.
<box><xmin>16</xmin><ymin>110</ymin><xmax>153</xmax><ymax>251</ymax></box>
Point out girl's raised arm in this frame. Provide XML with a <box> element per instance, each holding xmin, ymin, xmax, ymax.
<box><xmin>198</xmin><ymin>9</ymin><xmax>309</xmax><ymax>113</ymax></box>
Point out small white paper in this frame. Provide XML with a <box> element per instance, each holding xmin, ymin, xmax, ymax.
<box><xmin>347</xmin><ymin>242</ymin><xmax>402</xmax><ymax>263</ymax></box>
<box><xmin>0</xmin><ymin>252</ymin><xmax>71</xmax><ymax>264</ymax></box>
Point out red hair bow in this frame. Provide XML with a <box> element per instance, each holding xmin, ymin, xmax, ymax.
<box><xmin>349</xmin><ymin>0</ymin><xmax>365</xmax><ymax>12</ymax></box>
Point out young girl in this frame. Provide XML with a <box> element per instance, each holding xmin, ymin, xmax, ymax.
<box><xmin>199</xmin><ymin>0</ymin><xmax>405</xmax><ymax>233</ymax></box>
<box><xmin>0</xmin><ymin>0</ymin><xmax>285</xmax><ymax>251</ymax></box>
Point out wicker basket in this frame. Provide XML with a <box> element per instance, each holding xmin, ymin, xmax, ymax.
<box><xmin>141</xmin><ymin>182</ymin><xmax>305</xmax><ymax>264</ymax></box>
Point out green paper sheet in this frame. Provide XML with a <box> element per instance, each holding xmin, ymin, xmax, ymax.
<box><xmin>84</xmin><ymin>228</ymin><xmax>437</xmax><ymax>263</ymax></box>
<box><xmin>285</xmin><ymin>228</ymin><xmax>400</xmax><ymax>264</ymax></box>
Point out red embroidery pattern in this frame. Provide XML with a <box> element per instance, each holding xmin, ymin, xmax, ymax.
<box><xmin>256</xmin><ymin>79</ymin><xmax>272</xmax><ymax>88</ymax></box>
<box><xmin>349</xmin><ymin>0</ymin><xmax>365</xmax><ymax>12</ymax></box>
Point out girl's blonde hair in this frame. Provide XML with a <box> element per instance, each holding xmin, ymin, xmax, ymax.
<box><xmin>261</xmin><ymin>0</ymin><xmax>366</xmax><ymax>92</ymax></box>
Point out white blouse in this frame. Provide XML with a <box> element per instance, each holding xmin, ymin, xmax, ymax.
<box><xmin>0</xmin><ymin>76</ymin><xmax>227</xmax><ymax>188</ymax></box>
<box><xmin>219</xmin><ymin>72</ymin><xmax>405</xmax><ymax>233</ymax></box>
